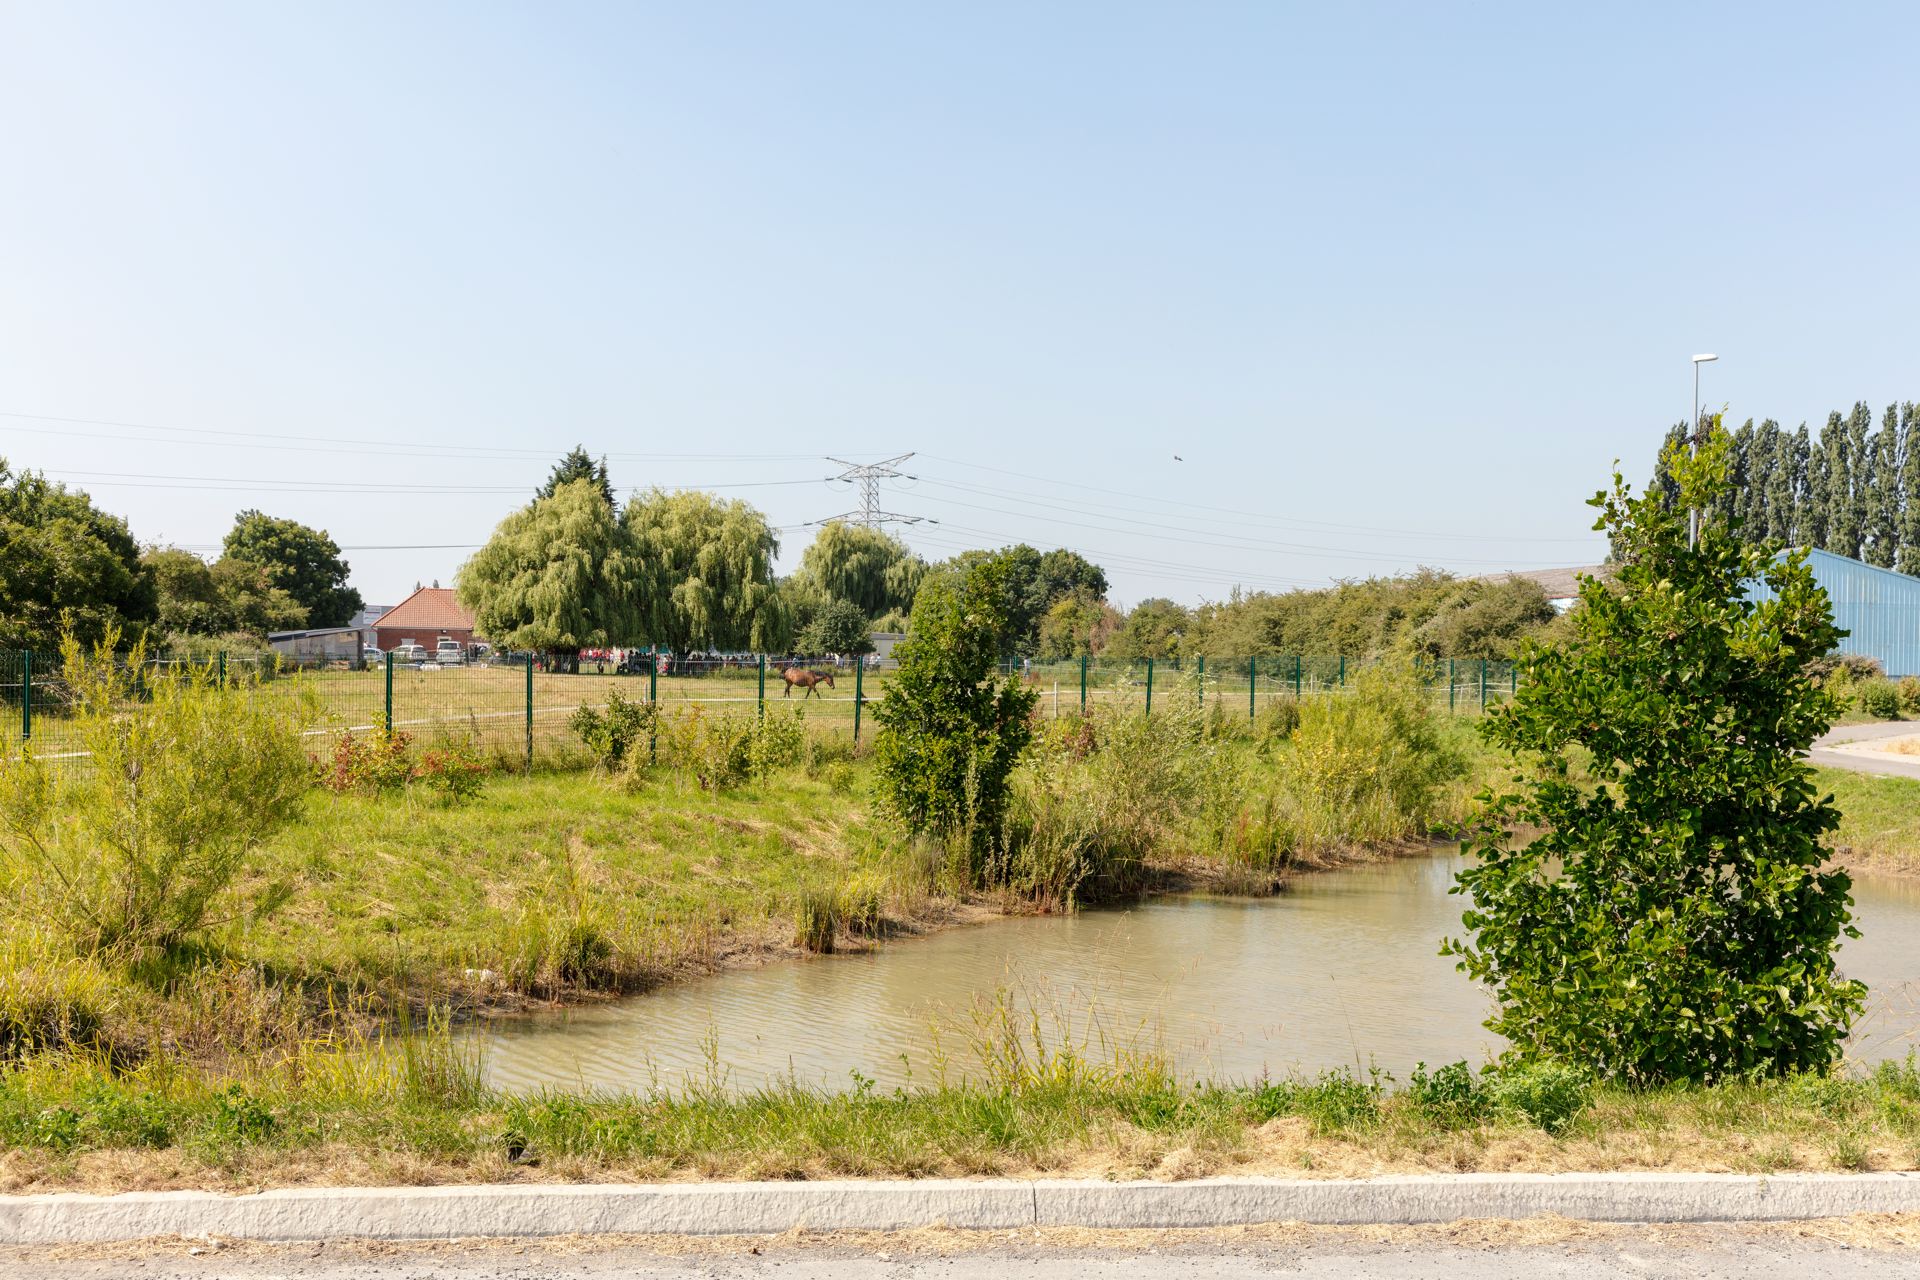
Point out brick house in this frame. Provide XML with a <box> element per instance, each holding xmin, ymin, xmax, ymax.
<box><xmin>372</xmin><ymin>587</ymin><xmax>481</xmax><ymax>653</ymax></box>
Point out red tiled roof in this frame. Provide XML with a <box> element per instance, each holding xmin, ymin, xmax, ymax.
<box><xmin>376</xmin><ymin>587</ymin><xmax>476</xmax><ymax>633</ymax></box>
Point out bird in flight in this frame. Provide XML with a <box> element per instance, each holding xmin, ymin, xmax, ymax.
<box><xmin>1173</xmin><ymin>454</ymin><xmax>1184</xmax><ymax>461</ymax></box>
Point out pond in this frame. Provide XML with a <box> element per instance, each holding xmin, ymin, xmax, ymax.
<box><xmin>482</xmin><ymin>853</ymin><xmax>1920</xmax><ymax>1094</ymax></box>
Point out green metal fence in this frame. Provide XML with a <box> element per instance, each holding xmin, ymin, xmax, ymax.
<box><xmin>1</xmin><ymin>647</ymin><xmax>1518</xmax><ymax>770</ymax></box>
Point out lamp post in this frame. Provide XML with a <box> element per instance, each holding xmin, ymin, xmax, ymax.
<box><xmin>1690</xmin><ymin>353</ymin><xmax>1718</xmax><ymax>547</ymax></box>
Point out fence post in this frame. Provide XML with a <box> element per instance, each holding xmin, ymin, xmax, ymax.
<box><xmin>218</xmin><ymin>650</ymin><xmax>227</xmax><ymax>686</ymax></box>
<box><xmin>383</xmin><ymin>651</ymin><xmax>394</xmax><ymax>732</ymax></box>
<box><xmin>648</xmin><ymin>652</ymin><xmax>659</xmax><ymax>764</ymax></box>
<box><xmin>1448</xmin><ymin>658</ymin><xmax>1455</xmax><ymax>714</ymax></box>
<box><xmin>1248</xmin><ymin>657</ymin><xmax>1256</xmax><ymax>720</ymax></box>
<box><xmin>853</xmin><ymin>659</ymin><xmax>864</xmax><ymax>742</ymax></box>
<box><xmin>1145</xmin><ymin>658</ymin><xmax>1154</xmax><ymax>715</ymax></box>
<box><xmin>1196</xmin><ymin>655</ymin><xmax>1205</xmax><ymax>708</ymax></box>
<box><xmin>1079</xmin><ymin>655</ymin><xmax>1088</xmax><ymax>712</ymax></box>
<box><xmin>524</xmin><ymin>655</ymin><xmax>534</xmax><ymax>771</ymax></box>
<box><xmin>757</xmin><ymin>655</ymin><xmax>766</xmax><ymax>719</ymax></box>
<box><xmin>1479</xmin><ymin>659</ymin><xmax>1487</xmax><ymax>710</ymax></box>
<box><xmin>19</xmin><ymin>651</ymin><xmax>30</xmax><ymax>743</ymax></box>
<box><xmin>1510</xmin><ymin>663</ymin><xmax>1518</xmax><ymax>701</ymax></box>
<box><xmin>1293</xmin><ymin>654</ymin><xmax>1302</xmax><ymax>697</ymax></box>
<box><xmin>1338</xmin><ymin>655</ymin><xmax>1346</xmax><ymax>688</ymax></box>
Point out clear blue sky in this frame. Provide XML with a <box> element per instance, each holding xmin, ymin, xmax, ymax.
<box><xmin>3</xmin><ymin>2</ymin><xmax>1917</xmax><ymax>609</ymax></box>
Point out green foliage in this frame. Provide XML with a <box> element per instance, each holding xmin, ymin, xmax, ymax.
<box><xmin>0</xmin><ymin>631</ymin><xmax>314</xmax><ymax>955</ymax></box>
<box><xmin>649</xmin><ymin>706</ymin><xmax>806</xmax><ymax>791</ymax></box>
<box><xmin>457</xmin><ymin>479</ymin><xmax>642</xmax><ymax>656</ymax></box>
<box><xmin>1485</xmin><ymin>1061</ymin><xmax>1593</xmax><ymax>1135</ymax></box>
<box><xmin>791</xmin><ymin>521</ymin><xmax>924</xmax><ymax>621</ymax></box>
<box><xmin>144</xmin><ymin>547</ymin><xmax>306</xmax><ymax>638</ymax></box>
<box><xmin>1035</xmin><ymin>591</ymin><xmax>1121</xmax><ymax>660</ymax></box>
<box><xmin>1275</xmin><ymin>666</ymin><xmax>1465</xmax><ymax>853</ymax></box>
<box><xmin>1449</xmin><ymin>429</ymin><xmax>1864</xmax><ymax>1085</ymax></box>
<box><xmin>1899</xmin><ymin>676</ymin><xmax>1920</xmax><ymax>718</ymax></box>
<box><xmin>537</xmin><ymin>446</ymin><xmax>614</xmax><ymax>507</ymax></box>
<box><xmin>1406</xmin><ymin>1060</ymin><xmax>1493</xmax><ymax>1129</ymax></box>
<box><xmin>795</xmin><ymin>597</ymin><xmax>874</xmax><ymax>656</ymax></box>
<box><xmin>1103</xmin><ymin>597</ymin><xmax>1191</xmax><ymax>660</ymax></box>
<box><xmin>0</xmin><ymin>459</ymin><xmax>158</xmax><ymax>651</ymax></box>
<box><xmin>1186</xmin><ymin>573</ymin><xmax>1558</xmax><ymax>664</ymax></box>
<box><xmin>623</xmin><ymin>488</ymin><xmax>789</xmax><ymax>652</ymax></box>
<box><xmin>319</xmin><ymin>728</ymin><xmax>416</xmax><ymax>793</ymax></box>
<box><xmin>1644</xmin><ymin>399</ymin><xmax>1920</xmax><ymax>572</ymax></box>
<box><xmin>872</xmin><ymin>559</ymin><xmax>1038</xmax><ymax>859</ymax></box>
<box><xmin>569</xmin><ymin>688</ymin><xmax>657</xmax><ymax>769</ymax></box>
<box><xmin>221</xmin><ymin>510</ymin><xmax>362</xmax><ymax>629</ymax></box>
<box><xmin>1250</xmin><ymin>1067</ymin><xmax>1383</xmax><ymax>1132</ymax></box>
<box><xmin>1856</xmin><ymin>677</ymin><xmax>1901</xmax><ymax>720</ymax></box>
<box><xmin>933</xmin><ymin>544</ymin><xmax>1108</xmax><ymax>656</ymax></box>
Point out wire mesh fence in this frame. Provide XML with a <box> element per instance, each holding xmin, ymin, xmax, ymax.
<box><xmin>0</xmin><ymin>647</ymin><xmax>1517</xmax><ymax>770</ymax></box>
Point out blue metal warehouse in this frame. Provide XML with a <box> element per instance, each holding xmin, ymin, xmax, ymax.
<box><xmin>1748</xmin><ymin>548</ymin><xmax>1920</xmax><ymax>677</ymax></box>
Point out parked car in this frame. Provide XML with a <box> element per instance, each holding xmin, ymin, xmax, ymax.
<box><xmin>391</xmin><ymin>642</ymin><xmax>428</xmax><ymax>663</ymax></box>
<box><xmin>434</xmin><ymin>638</ymin><xmax>466</xmax><ymax>665</ymax></box>
<box><xmin>362</xmin><ymin>643</ymin><xmax>383</xmax><ymax>661</ymax></box>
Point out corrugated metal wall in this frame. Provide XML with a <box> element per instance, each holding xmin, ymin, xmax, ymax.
<box><xmin>1748</xmin><ymin>549</ymin><xmax>1920</xmax><ymax>676</ymax></box>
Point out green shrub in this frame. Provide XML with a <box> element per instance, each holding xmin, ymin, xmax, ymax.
<box><xmin>872</xmin><ymin>559</ymin><xmax>1037</xmax><ymax>865</ymax></box>
<box><xmin>1857</xmin><ymin>677</ymin><xmax>1901</xmax><ymax>720</ymax></box>
<box><xmin>1406</xmin><ymin>1060</ymin><xmax>1493</xmax><ymax>1129</ymax></box>
<box><xmin>319</xmin><ymin>727</ymin><xmax>415</xmax><ymax>793</ymax></box>
<box><xmin>656</xmin><ymin>706</ymin><xmax>755</xmax><ymax>791</ymax></box>
<box><xmin>1448</xmin><ymin>430</ymin><xmax>1862</xmax><ymax>1085</ymax></box>
<box><xmin>1899</xmin><ymin>676</ymin><xmax>1920</xmax><ymax>718</ymax></box>
<box><xmin>415</xmin><ymin>738</ymin><xmax>488</xmax><ymax>802</ymax></box>
<box><xmin>1275</xmin><ymin>666</ymin><xmax>1464</xmax><ymax>852</ymax></box>
<box><xmin>1485</xmin><ymin>1061</ymin><xmax>1591</xmax><ymax>1134</ymax></box>
<box><xmin>569</xmin><ymin>688</ymin><xmax>656</xmax><ymax>769</ymax></box>
<box><xmin>793</xmin><ymin>889</ymin><xmax>838</xmax><ymax>953</ymax></box>
<box><xmin>1253</xmin><ymin>696</ymin><xmax>1300</xmax><ymax>744</ymax></box>
<box><xmin>748</xmin><ymin>707</ymin><xmax>806</xmax><ymax>779</ymax></box>
<box><xmin>0</xmin><ymin>631</ymin><xmax>314</xmax><ymax>956</ymax></box>
<box><xmin>1250</xmin><ymin>1067</ymin><xmax>1383</xmax><ymax>1133</ymax></box>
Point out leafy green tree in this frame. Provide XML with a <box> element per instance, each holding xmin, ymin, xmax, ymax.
<box><xmin>1035</xmin><ymin>590</ymin><xmax>1122</xmax><ymax>660</ymax></box>
<box><xmin>1866</xmin><ymin>403</ymin><xmax>1903</xmax><ymax>568</ymax></box>
<box><xmin>1822</xmin><ymin>409</ymin><xmax>1862</xmax><ymax>558</ymax></box>
<box><xmin>872</xmin><ymin>558</ymin><xmax>1036</xmax><ymax>860</ymax></box>
<box><xmin>623</xmin><ymin>488</ymin><xmax>788</xmax><ymax>652</ymax></box>
<box><xmin>1759</xmin><ymin>420</ymin><xmax>1795</xmax><ymax>543</ymax></box>
<box><xmin>456</xmin><ymin>479</ymin><xmax>642</xmax><ymax>665</ymax></box>
<box><xmin>221</xmin><ymin>511</ymin><xmax>363</xmax><ymax>628</ymax></box>
<box><xmin>0</xmin><ymin>460</ymin><xmax>157</xmax><ymax>651</ymax></box>
<box><xmin>539</xmin><ymin>445</ymin><xmax>614</xmax><ymax>507</ymax></box>
<box><xmin>793</xmin><ymin>521</ymin><xmax>925</xmax><ymax>619</ymax></box>
<box><xmin>1900</xmin><ymin>404</ymin><xmax>1920</xmax><ymax>575</ymax></box>
<box><xmin>1796</xmin><ymin>424</ymin><xmax>1825</xmax><ymax>549</ymax></box>
<box><xmin>795</xmin><ymin>597</ymin><xmax>873</xmax><ymax>656</ymax></box>
<box><xmin>144</xmin><ymin>548</ymin><xmax>307</xmax><ymax>639</ymax></box>
<box><xmin>935</xmin><ymin>544</ymin><xmax>1109</xmax><ymax>655</ymax></box>
<box><xmin>1447</xmin><ymin>426</ymin><xmax>1862</xmax><ymax>1084</ymax></box>
<box><xmin>1106</xmin><ymin>597</ymin><xmax>1191</xmax><ymax>660</ymax></box>
<box><xmin>1409</xmin><ymin>579</ymin><xmax>1555</xmax><ymax>660</ymax></box>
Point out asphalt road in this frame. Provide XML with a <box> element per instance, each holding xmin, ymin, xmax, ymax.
<box><xmin>1812</xmin><ymin>720</ymin><xmax>1920</xmax><ymax>780</ymax></box>
<box><xmin>8</xmin><ymin>1223</ymin><xmax>1919</xmax><ymax>1280</ymax></box>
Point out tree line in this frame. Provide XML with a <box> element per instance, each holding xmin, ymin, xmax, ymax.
<box><xmin>0</xmin><ymin>455</ymin><xmax>363</xmax><ymax>654</ymax></box>
<box><xmin>454</xmin><ymin>448</ymin><xmax>1111</xmax><ymax>663</ymax></box>
<box><xmin>1645</xmin><ymin>401</ymin><xmax>1920</xmax><ymax>570</ymax></box>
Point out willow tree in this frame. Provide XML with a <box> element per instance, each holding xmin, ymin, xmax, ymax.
<box><xmin>623</xmin><ymin>489</ymin><xmax>788</xmax><ymax>652</ymax></box>
<box><xmin>792</xmin><ymin>521</ymin><xmax>926</xmax><ymax>619</ymax></box>
<box><xmin>455</xmin><ymin>478</ymin><xmax>641</xmax><ymax>668</ymax></box>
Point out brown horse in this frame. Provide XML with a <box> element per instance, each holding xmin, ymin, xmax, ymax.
<box><xmin>781</xmin><ymin>666</ymin><xmax>836</xmax><ymax>699</ymax></box>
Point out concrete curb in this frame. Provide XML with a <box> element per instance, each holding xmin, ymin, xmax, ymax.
<box><xmin>6</xmin><ymin>1174</ymin><xmax>1920</xmax><ymax>1244</ymax></box>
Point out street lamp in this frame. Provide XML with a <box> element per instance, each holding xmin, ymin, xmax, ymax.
<box><xmin>1690</xmin><ymin>354</ymin><xmax>1718</xmax><ymax>547</ymax></box>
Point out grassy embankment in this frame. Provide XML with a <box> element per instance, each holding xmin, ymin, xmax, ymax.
<box><xmin>7</xmin><ymin>674</ymin><xmax>1920</xmax><ymax>1192</ymax></box>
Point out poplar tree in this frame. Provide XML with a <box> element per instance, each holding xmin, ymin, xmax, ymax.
<box><xmin>1866</xmin><ymin>404</ymin><xmax>1903</xmax><ymax>568</ymax></box>
<box><xmin>1804</xmin><ymin>427</ymin><xmax>1830</xmax><ymax>550</ymax></box>
<box><xmin>1823</xmin><ymin>413</ymin><xmax>1858</xmax><ymax>557</ymax></box>
<box><xmin>1900</xmin><ymin>403</ymin><xmax>1920</xmax><ymax>575</ymax></box>
<box><xmin>1758</xmin><ymin>420</ymin><xmax>1794</xmax><ymax>542</ymax></box>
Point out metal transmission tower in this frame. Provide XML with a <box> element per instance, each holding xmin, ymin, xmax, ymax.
<box><xmin>819</xmin><ymin>453</ymin><xmax>923</xmax><ymax>528</ymax></box>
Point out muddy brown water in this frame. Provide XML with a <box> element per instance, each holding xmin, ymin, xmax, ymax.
<box><xmin>481</xmin><ymin>854</ymin><xmax>1920</xmax><ymax>1094</ymax></box>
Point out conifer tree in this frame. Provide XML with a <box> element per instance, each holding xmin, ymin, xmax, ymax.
<box><xmin>1788</xmin><ymin>424</ymin><xmax>1813</xmax><ymax>546</ymax></box>
<box><xmin>1804</xmin><ymin>426</ymin><xmax>1830</xmax><ymax>550</ymax></box>
<box><xmin>1757</xmin><ymin>420</ymin><xmax>1792</xmax><ymax>542</ymax></box>
<box><xmin>1866</xmin><ymin>403</ymin><xmax>1903</xmax><ymax>568</ymax></box>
